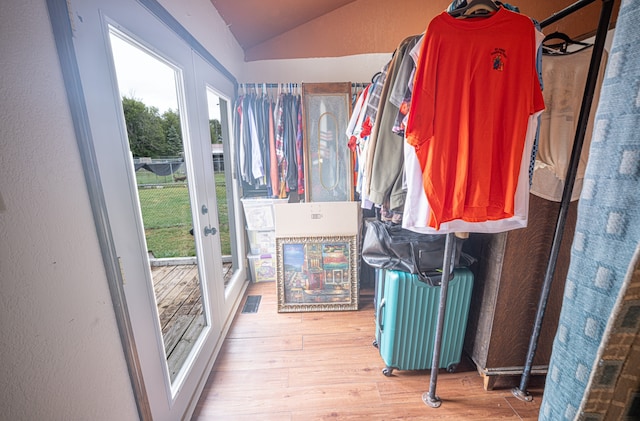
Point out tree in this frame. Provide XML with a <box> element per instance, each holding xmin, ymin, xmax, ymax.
<box><xmin>122</xmin><ymin>96</ymin><xmax>166</xmax><ymax>158</ymax></box>
<box><xmin>209</xmin><ymin>118</ymin><xmax>222</xmax><ymax>143</ymax></box>
<box><xmin>162</xmin><ymin>109</ymin><xmax>183</xmax><ymax>155</ymax></box>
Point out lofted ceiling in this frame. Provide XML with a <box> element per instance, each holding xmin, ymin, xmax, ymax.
<box><xmin>210</xmin><ymin>0</ymin><xmax>358</xmax><ymax>51</ymax></box>
<box><xmin>210</xmin><ymin>0</ymin><xmax>620</xmax><ymax>62</ymax></box>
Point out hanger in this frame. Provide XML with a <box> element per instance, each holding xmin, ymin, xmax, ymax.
<box><xmin>542</xmin><ymin>31</ymin><xmax>592</xmax><ymax>55</ymax></box>
<box><xmin>449</xmin><ymin>0</ymin><xmax>499</xmax><ymax>18</ymax></box>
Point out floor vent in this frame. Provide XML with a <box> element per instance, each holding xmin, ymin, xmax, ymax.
<box><xmin>242</xmin><ymin>295</ymin><xmax>261</xmax><ymax>313</ymax></box>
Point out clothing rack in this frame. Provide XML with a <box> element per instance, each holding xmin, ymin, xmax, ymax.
<box><xmin>238</xmin><ymin>82</ymin><xmax>369</xmax><ymax>91</ymax></box>
<box><xmin>422</xmin><ymin>0</ymin><xmax>615</xmax><ymax>408</ymax></box>
<box><xmin>423</xmin><ymin>231</ymin><xmax>457</xmax><ymax>408</ymax></box>
<box><xmin>512</xmin><ymin>0</ymin><xmax>615</xmax><ymax>402</ymax></box>
<box><xmin>237</xmin><ymin>83</ymin><xmax>301</xmax><ymax>95</ymax></box>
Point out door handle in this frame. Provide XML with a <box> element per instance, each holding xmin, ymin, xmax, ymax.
<box><xmin>203</xmin><ymin>225</ymin><xmax>217</xmax><ymax>236</ymax></box>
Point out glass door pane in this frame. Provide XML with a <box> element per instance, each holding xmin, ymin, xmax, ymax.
<box><xmin>205</xmin><ymin>89</ymin><xmax>240</xmax><ymax>292</ymax></box>
<box><xmin>109</xmin><ymin>30</ymin><xmax>207</xmax><ymax>384</ymax></box>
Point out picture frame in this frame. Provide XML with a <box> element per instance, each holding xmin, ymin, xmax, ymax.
<box><xmin>276</xmin><ymin>235</ymin><xmax>359</xmax><ymax>312</ymax></box>
<box><xmin>302</xmin><ymin>82</ymin><xmax>354</xmax><ymax>202</ymax></box>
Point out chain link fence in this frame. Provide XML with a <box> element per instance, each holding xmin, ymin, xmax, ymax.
<box><xmin>134</xmin><ymin>157</ymin><xmax>229</xmax><ymax>258</ymax></box>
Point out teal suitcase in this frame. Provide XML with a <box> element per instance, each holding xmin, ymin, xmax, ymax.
<box><xmin>376</xmin><ymin>268</ymin><xmax>474</xmax><ymax>376</ymax></box>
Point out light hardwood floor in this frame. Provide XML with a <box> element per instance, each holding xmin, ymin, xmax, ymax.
<box><xmin>192</xmin><ymin>281</ymin><xmax>544</xmax><ymax>420</ymax></box>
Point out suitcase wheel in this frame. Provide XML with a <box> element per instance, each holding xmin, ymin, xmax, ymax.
<box><xmin>372</xmin><ymin>339</ymin><xmax>378</xmax><ymax>348</ymax></box>
<box><xmin>382</xmin><ymin>367</ymin><xmax>393</xmax><ymax>376</ymax></box>
<box><xmin>446</xmin><ymin>363</ymin><xmax>457</xmax><ymax>373</ymax></box>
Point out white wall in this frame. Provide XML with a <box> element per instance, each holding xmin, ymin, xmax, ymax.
<box><xmin>0</xmin><ymin>0</ymin><xmax>384</xmax><ymax>419</ymax></box>
<box><xmin>0</xmin><ymin>0</ymin><xmax>139</xmax><ymax>419</ymax></box>
<box><xmin>242</xmin><ymin>53</ymin><xmax>391</xmax><ymax>84</ymax></box>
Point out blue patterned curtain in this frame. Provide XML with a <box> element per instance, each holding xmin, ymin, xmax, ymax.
<box><xmin>539</xmin><ymin>1</ymin><xmax>640</xmax><ymax>420</ymax></box>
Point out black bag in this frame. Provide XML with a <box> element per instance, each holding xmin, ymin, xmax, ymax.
<box><xmin>361</xmin><ymin>220</ymin><xmax>465</xmax><ymax>286</ymax></box>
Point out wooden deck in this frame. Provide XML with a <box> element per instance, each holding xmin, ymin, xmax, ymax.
<box><xmin>151</xmin><ymin>262</ymin><xmax>233</xmax><ymax>382</ymax></box>
<box><xmin>191</xmin><ymin>281</ymin><xmax>546</xmax><ymax>420</ymax></box>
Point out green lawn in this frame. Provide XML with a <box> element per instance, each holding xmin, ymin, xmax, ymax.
<box><xmin>138</xmin><ymin>173</ymin><xmax>231</xmax><ymax>258</ymax></box>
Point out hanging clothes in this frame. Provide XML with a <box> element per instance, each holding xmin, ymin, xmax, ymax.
<box><xmin>295</xmin><ymin>98</ymin><xmax>305</xmax><ymax>196</ymax></box>
<box><xmin>367</xmin><ymin>35</ymin><xmax>422</xmax><ymax>215</ymax></box>
<box><xmin>400</xmin><ymin>11</ymin><xmax>545</xmax><ymax>234</ymax></box>
<box><xmin>531</xmin><ymin>46</ymin><xmax>608</xmax><ymax>202</ymax></box>
<box><xmin>268</xmin><ymin>100</ymin><xmax>279</xmax><ymax>196</ymax></box>
<box><xmin>285</xmin><ymin>93</ymin><xmax>299</xmax><ymax>193</ymax></box>
<box><xmin>346</xmin><ymin>83</ymin><xmax>372</xmax><ymax>203</ymax></box>
<box><xmin>403</xmin><ymin>110</ymin><xmax>541</xmax><ymax>233</ymax></box>
<box><xmin>247</xmin><ymin>96</ymin><xmax>265</xmax><ymax>181</ymax></box>
<box><xmin>234</xmin><ymin>87</ymin><xmax>303</xmax><ymax>198</ymax></box>
<box><xmin>405</xmin><ymin>7</ymin><xmax>545</xmax><ymax>231</ymax></box>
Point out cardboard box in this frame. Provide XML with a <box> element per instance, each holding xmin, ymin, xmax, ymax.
<box><xmin>274</xmin><ymin>201</ymin><xmax>360</xmax><ymax>237</ymax></box>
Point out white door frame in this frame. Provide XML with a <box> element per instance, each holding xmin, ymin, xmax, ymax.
<box><xmin>47</xmin><ymin>0</ymin><xmax>248</xmax><ymax>419</ymax></box>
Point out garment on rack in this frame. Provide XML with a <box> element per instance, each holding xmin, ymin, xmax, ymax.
<box><xmin>403</xmin><ymin>110</ymin><xmax>542</xmax><ymax>233</ymax></box>
<box><xmin>234</xmin><ymin>89</ymin><xmax>302</xmax><ymax>197</ymax></box>
<box><xmin>361</xmin><ymin>55</ymin><xmax>400</xmax><ymax>201</ymax></box>
<box><xmin>406</xmin><ymin>8</ymin><xmax>544</xmax><ymax>230</ymax></box>
<box><xmin>367</xmin><ymin>35</ymin><xmax>421</xmax><ymax>212</ymax></box>
<box><xmin>295</xmin><ymin>96</ymin><xmax>305</xmax><ymax>195</ymax></box>
<box><xmin>402</xmin><ymin>13</ymin><xmax>544</xmax><ymax>233</ymax></box>
<box><xmin>389</xmin><ymin>34</ymin><xmax>424</xmax><ymax>137</ymax></box>
<box><xmin>348</xmin><ymin>64</ymin><xmax>389</xmax><ymax>209</ymax></box>
<box><xmin>247</xmin><ymin>97</ymin><xmax>264</xmax><ymax>181</ymax></box>
<box><xmin>346</xmin><ymin>84</ymin><xmax>372</xmax><ymax>204</ymax></box>
<box><xmin>268</xmin><ymin>101</ymin><xmax>279</xmax><ymax>195</ymax></box>
<box><xmin>405</xmin><ymin>9</ymin><xmax>544</xmax><ymax>189</ymax></box>
<box><xmin>531</xmin><ymin>46</ymin><xmax>608</xmax><ymax>202</ymax></box>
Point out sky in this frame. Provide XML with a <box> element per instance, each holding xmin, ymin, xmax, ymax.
<box><xmin>110</xmin><ymin>33</ymin><xmax>220</xmax><ymax>121</ymax></box>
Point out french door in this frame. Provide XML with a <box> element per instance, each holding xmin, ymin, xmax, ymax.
<box><xmin>65</xmin><ymin>0</ymin><xmax>246</xmax><ymax>418</ymax></box>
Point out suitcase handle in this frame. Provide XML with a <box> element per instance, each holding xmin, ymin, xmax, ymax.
<box><xmin>377</xmin><ymin>297</ymin><xmax>386</xmax><ymax>333</ymax></box>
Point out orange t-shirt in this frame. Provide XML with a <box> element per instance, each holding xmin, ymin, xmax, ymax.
<box><xmin>405</xmin><ymin>8</ymin><xmax>545</xmax><ymax>230</ymax></box>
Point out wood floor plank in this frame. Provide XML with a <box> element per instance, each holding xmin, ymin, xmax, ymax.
<box><xmin>202</xmin><ymin>368</ymin><xmax>290</xmax><ymax>389</ymax></box>
<box><xmin>213</xmin><ymin>345</ymin><xmax>384</xmax><ymax>372</ymax></box>
<box><xmin>167</xmin><ymin>314</ymin><xmax>205</xmax><ymax>380</ymax></box>
<box><xmin>194</xmin><ymin>383</ymin><xmax>381</xmax><ymax>417</ymax></box>
<box><xmin>193</xmin><ymin>410</ymin><xmax>292</xmax><ymax>421</ymax></box>
<box><xmin>222</xmin><ymin>335</ymin><xmax>303</xmax><ymax>354</ymax></box>
<box><xmin>302</xmin><ymin>331</ymin><xmax>375</xmax><ymax>351</ymax></box>
<box><xmin>154</xmin><ymin>265</ymin><xmax>195</xmax><ymax>302</ymax></box>
<box><xmin>192</xmin><ymin>278</ymin><xmax>543</xmax><ymax>420</ymax></box>
<box><xmin>290</xmin><ymin>403</ymin><xmax>520</xmax><ymax>421</ymax></box>
<box><xmin>288</xmin><ymin>362</ymin><xmax>383</xmax><ymax>388</ymax></box>
<box><xmin>504</xmin><ymin>392</ymin><xmax>545</xmax><ymax>420</ymax></box>
<box><xmin>150</xmin><ymin>265</ymin><xmax>173</xmax><ymax>287</ymax></box>
<box><xmin>158</xmin><ymin>274</ymin><xmax>200</xmax><ymax>328</ymax></box>
<box><xmin>163</xmin><ymin>314</ymin><xmax>195</xmax><ymax>352</ymax></box>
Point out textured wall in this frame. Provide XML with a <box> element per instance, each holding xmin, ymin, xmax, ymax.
<box><xmin>241</xmin><ymin>0</ymin><xmax>620</xmax><ymax>61</ymax></box>
<box><xmin>0</xmin><ymin>1</ymin><xmax>138</xmax><ymax>419</ymax></box>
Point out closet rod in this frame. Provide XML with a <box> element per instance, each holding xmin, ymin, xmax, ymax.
<box><xmin>539</xmin><ymin>0</ymin><xmax>596</xmax><ymax>28</ymax></box>
<box><xmin>239</xmin><ymin>82</ymin><xmax>368</xmax><ymax>88</ymax></box>
<box><xmin>512</xmin><ymin>0</ymin><xmax>615</xmax><ymax>402</ymax></box>
<box><xmin>240</xmin><ymin>83</ymin><xmax>298</xmax><ymax>88</ymax></box>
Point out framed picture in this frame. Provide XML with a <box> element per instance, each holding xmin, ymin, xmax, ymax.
<box><xmin>302</xmin><ymin>82</ymin><xmax>353</xmax><ymax>202</ymax></box>
<box><xmin>276</xmin><ymin>235</ymin><xmax>359</xmax><ymax>312</ymax></box>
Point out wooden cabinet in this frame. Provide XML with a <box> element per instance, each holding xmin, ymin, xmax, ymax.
<box><xmin>462</xmin><ymin>194</ymin><xmax>578</xmax><ymax>390</ymax></box>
